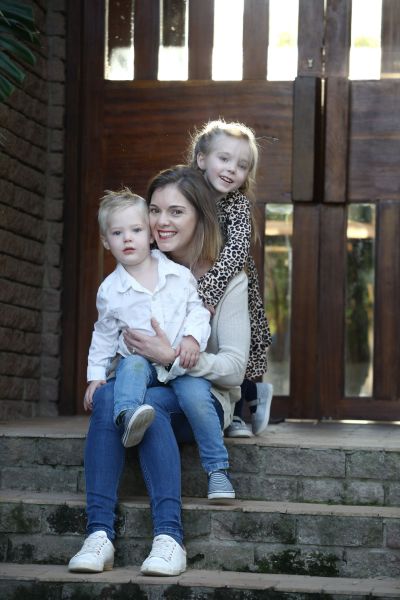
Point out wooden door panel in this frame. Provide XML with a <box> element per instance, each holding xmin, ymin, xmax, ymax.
<box><xmin>103</xmin><ymin>81</ymin><xmax>293</xmax><ymax>201</ymax></box>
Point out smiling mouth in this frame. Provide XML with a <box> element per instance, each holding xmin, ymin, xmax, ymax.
<box><xmin>220</xmin><ymin>176</ymin><xmax>233</xmax><ymax>184</ymax></box>
<box><xmin>157</xmin><ymin>231</ymin><xmax>176</xmax><ymax>239</ymax></box>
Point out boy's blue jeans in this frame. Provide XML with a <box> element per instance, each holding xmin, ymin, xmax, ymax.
<box><xmin>113</xmin><ymin>354</ymin><xmax>229</xmax><ymax>473</ymax></box>
<box><xmin>85</xmin><ymin>378</ymin><xmax>226</xmax><ymax>544</ymax></box>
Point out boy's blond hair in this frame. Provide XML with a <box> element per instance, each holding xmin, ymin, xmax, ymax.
<box><xmin>98</xmin><ymin>188</ymin><xmax>148</xmax><ymax>236</ymax></box>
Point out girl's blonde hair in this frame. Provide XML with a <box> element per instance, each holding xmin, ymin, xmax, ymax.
<box><xmin>188</xmin><ymin>119</ymin><xmax>259</xmax><ymax>196</ymax></box>
<box><xmin>188</xmin><ymin>119</ymin><xmax>261</xmax><ymax>243</ymax></box>
<box><xmin>98</xmin><ymin>188</ymin><xmax>148</xmax><ymax>236</ymax></box>
<box><xmin>147</xmin><ymin>165</ymin><xmax>222</xmax><ymax>268</ymax></box>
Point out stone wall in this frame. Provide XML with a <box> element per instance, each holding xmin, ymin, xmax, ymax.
<box><xmin>0</xmin><ymin>1</ymin><xmax>66</xmax><ymax>419</ymax></box>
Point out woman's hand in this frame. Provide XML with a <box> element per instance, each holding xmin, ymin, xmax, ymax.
<box><xmin>123</xmin><ymin>318</ymin><xmax>176</xmax><ymax>365</ymax></box>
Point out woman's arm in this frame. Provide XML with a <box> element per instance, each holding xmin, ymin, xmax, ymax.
<box><xmin>188</xmin><ymin>271</ymin><xmax>250</xmax><ymax>387</ymax></box>
<box><xmin>197</xmin><ymin>191</ymin><xmax>251</xmax><ymax>308</ymax></box>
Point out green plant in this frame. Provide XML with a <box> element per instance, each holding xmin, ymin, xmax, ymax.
<box><xmin>0</xmin><ymin>0</ymin><xmax>39</xmax><ymax>102</ymax></box>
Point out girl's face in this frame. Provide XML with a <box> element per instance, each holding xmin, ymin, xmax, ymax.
<box><xmin>149</xmin><ymin>183</ymin><xmax>198</xmax><ymax>266</ymax></box>
<box><xmin>197</xmin><ymin>133</ymin><xmax>251</xmax><ymax>196</ymax></box>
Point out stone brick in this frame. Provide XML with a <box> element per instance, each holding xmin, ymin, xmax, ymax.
<box><xmin>344</xmin><ymin>481</ymin><xmax>385</xmax><ymax>506</ymax></box>
<box><xmin>300</xmin><ymin>478</ymin><xmax>345</xmax><ymax>504</ymax></box>
<box><xmin>347</xmin><ymin>450</ymin><xmax>399</xmax><ymax>481</ymax></box>
<box><xmin>48</xmin><ymin>37</ymin><xmax>66</xmax><ymax>60</ymax></box>
<box><xmin>0</xmin><ymin>255</ymin><xmax>43</xmax><ymax>287</ymax></box>
<box><xmin>39</xmin><ymin>377</ymin><xmax>59</xmax><ymax>402</ymax></box>
<box><xmin>1</xmin><ymin>466</ymin><xmax>79</xmax><ymax>493</ymax></box>
<box><xmin>48</xmin><ymin>152</ymin><xmax>64</xmax><ymax>174</ymax></box>
<box><xmin>183</xmin><ymin>509</ymin><xmax>212</xmax><ymax>538</ymax></box>
<box><xmin>48</xmin><ymin>129</ymin><xmax>64</xmax><ymax>152</ymax></box>
<box><xmin>343</xmin><ymin>547</ymin><xmax>400</xmax><ymax>578</ymax></box>
<box><xmin>297</xmin><ymin>516</ymin><xmax>383</xmax><ymax>547</ymax></box>
<box><xmin>44</xmin><ymin>265</ymin><xmax>62</xmax><ymax>288</ymax></box>
<box><xmin>41</xmin><ymin>356</ymin><xmax>60</xmax><ymax>378</ymax></box>
<box><xmin>0</xmin><ymin>400</ymin><xmax>37</xmax><ymax>420</ymax></box>
<box><xmin>45</xmin><ymin>198</ymin><xmax>64</xmax><ymax>221</ymax></box>
<box><xmin>386</xmin><ymin>482</ymin><xmax>400</xmax><ymax>506</ymax></box>
<box><xmin>0</xmin><ymin>204</ymin><xmax>45</xmax><ymax>242</ymax></box>
<box><xmin>49</xmin><ymin>82</ymin><xmax>65</xmax><ymax>106</ymax></box>
<box><xmin>42</xmin><ymin>311</ymin><xmax>61</xmax><ymax>333</ymax></box>
<box><xmin>42</xmin><ymin>289</ymin><xmax>61</xmax><ymax>312</ymax></box>
<box><xmin>45</xmin><ymin>504</ymin><xmax>86</xmax><ymax>535</ymax></box>
<box><xmin>41</xmin><ymin>332</ymin><xmax>60</xmax><ymax>356</ymax></box>
<box><xmin>35</xmin><ymin>438</ymin><xmax>84</xmax><ymax>467</ymax></box>
<box><xmin>187</xmin><ymin>540</ymin><xmax>255</xmax><ymax>571</ymax></box>
<box><xmin>47</xmin><ymin>176</ymin><xmax>64</xmax><ymax>199</ymax></box>
<box><xmin>0</xmin><ymin>503</ymin><xmax>42</xmax><ymax>534</ymax></box>
<box><xmin>121</xmin><ymin>506</ymin><xmax>153</xmax><ymax>538</ymax></box>
<box><xmin>386</xmin><ymin>519</ymin><xmax>400</xmax><ymax>549</ymax></box>
<box><xmin>46</xmin><ymin>12</ymin><xmax>66</xmax><ymax>36</ymax></box>
<box><xmin>0</xmin><ymin>352</ymin><xmax>40</xmax><ymax>377</ymax></box>
<box><xmin>0</xmin><ymin>280</ymin><xmax>42</xmax><ymax>310</ymax></box>
<box><xmin>48</xmin><ymin>105</ymin><xmax>64</xmax><ymax>128</ymax></box>
<box><xmin>6</xmin><ymin>533</ymin><xmax>79</xmax><ymax>565</ymax></box>
<box><xmin>46</xmin><ymin>221</ymin><xmax>63</xmax><ymax>245</ymax></box>
<box><xmin>0</xmin><ymin>437</ymin><xmax>39</xmax><ymax>466</ymax></box>
<box><xmin>0</xmin><ymin>230</ymin><xmax>44</xmax><ymax>264</ymax></box>
<box><xmin>233</xmin><ymin>474</ymin><xmax>298</xmax><ymax>502</ymax></box>
<box><xmin>0</xmin><ymin>327</ymin><xmax>41</xmax><ymax>354</ymax></box>
<box><xmin>0</xmin><ymin>303</ymin><xmax>40</xmax><ymax>332</ymax></box>
<box><xmin>0</xmin><ymin>375</ymin><xmax>24</xmax><ymax>401</ymax></box>
<box><xmin>44</xmin><ymin>242</ymin><xmax>61</xmax><ymax>266</ymax></box>
<box><xmin>12</xmin><ymin>188</ymin><xmax>44</xmax><ymax>218</ymax></box>
<box><xmin>261</xmin><ymin>447</ymin><xmax>346</xmax><ymax>477</ymax></box>
<box><xmin>212</xmin><ymin>512</ymin><xmax>296</xmax><ymax>544</ymax></box>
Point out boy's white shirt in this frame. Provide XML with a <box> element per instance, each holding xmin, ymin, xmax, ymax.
<box><xmin>161</xmin><ymin>271</ymin><xmax>251</xmax><ymax>429</ymax></box>
<box><xmin>87</xmin><ymin>249</ymin><xmax>211</xmax><ymax>382</ymax></box>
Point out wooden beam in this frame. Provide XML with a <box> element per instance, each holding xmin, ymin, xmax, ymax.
<box><xmin>134</xmin><ymin>0</ymin><xmax>159</xmax><ymax>79</ymax></box>
<box><xmin>297</xmin><ymin>0</ymin><xmax>324</xmax><ymax>77</ymax></box>
<box><xmin>243</xmin><ymin>0</ymin><xmax>268</xmax><ymax>79</ymax></box>
<box><xmin>324</xmin><ymin>77</ymin><xmax>349</xmax><ymax>204</ymax></box>
<box><xmin>292</xmin><ymin>77</ymin><xmax>321</xmax><ymax>202</ymax></box>
<box><xmin>381</xmin><ymin>0</ymin><xmax>400</xmax><ymax>78</ymax></box>
<box><xmin>188</xmin><ymin>0</ymin><xmax>214</xmax><ymax>79</ymax></box>
<box><xmin>324</xmin><ymin>0</ymin><xmax>352</xmax><ymax>77</ymax></box>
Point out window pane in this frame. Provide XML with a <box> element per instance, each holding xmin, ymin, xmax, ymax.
<box><xmin>104</xmin><ymin>0</ymin><xmax>134</xmax><ymax>80</ymax></box>
<box><xmin>264</xmin><ymin>204</ymin><xmax>293</xmax><ymax>395</ymax></box>
<box><xmin>345</xmin><ymin>204</ymin><xmax>376</xmax><ymax>397</ymax></box>
<box><xmin>349</xmin><ymin>0</ymin><xmax>382</xmax><ymax>80</ymax></box>
<box><xmin>212</xmin><ymin>0</ymin><xmax>243</xmax><ymax>80</ymax></box>
<box><xmin>267</xmin><ymin>0</ymin><xmax>298</xmax><ymax>81</ymax></box>
<box><xmin>158</xmin><ymin>0</ymin><xmax>188</xmax><ymax>80</ymax></box>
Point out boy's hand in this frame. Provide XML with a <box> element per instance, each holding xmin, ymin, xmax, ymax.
<box><xmin>176</xmin><ymin>335</ymin><xmax>200</xmax><ymax>369</ymax></box>
<box><xmin>204</xmin><ymin>302</ymin><xmax>216</xmax><ymax>316</ymax></box>
<box><xmin>84</xmin><ymin>380</ymin><xmax>106</xmax><ymax>411</ymax></box>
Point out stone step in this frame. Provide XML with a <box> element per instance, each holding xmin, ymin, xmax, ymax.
<box><xmin>1</xmin><ymin>490</ymin><xmax>399</xmax><ymax>578</ymax></box>
<box><xmin>1</xmin><ymin>418</ymin><xmax>399</xmax><ymax>506</ymax></box>
<box><xmin>0</xmin><ymin>563</ymin><xmax>399</xmax><ymax>599</ymax></box>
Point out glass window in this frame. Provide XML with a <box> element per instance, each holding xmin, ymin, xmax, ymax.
<box><xmin>345</xmin><ymin>204</ymin><xmax>376</xmax><ymax>397</ymax></box>
<box><xmin>349</xmin><ymin>0</ymin><xmax>382</xmax><ymax>80</ymax></box>
<box><xmin>104</xmin><ymin>0</ymin><xmax>134</xmax><ymax>80</ymax></box>
<box><xmin>212</xmin><ymin>0</ymin><xmax>244</xmax><ymax>80</ymax></box>
<box><xmin>158</xmin><ymin>0</ymin><xmax>188</xmax><ymax>80</ymax></box>
<box><xmin>264</xmin><ymin>204</ymin><xmax>293</xmax><ymax>395</ymax></box>
<box><xmin>267</xmin><ymin>0</ymin><xmax>299</xmax><ymax>81</ymax></box>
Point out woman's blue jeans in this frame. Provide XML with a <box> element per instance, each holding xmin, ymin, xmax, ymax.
<box><xmin>85</xmin><ymin>378</ymin><xmax>225</xmax><ymax>545</ymax></box>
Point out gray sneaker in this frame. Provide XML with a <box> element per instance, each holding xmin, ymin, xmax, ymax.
<box><xmin>121</xmin><ymin>405</ymin><xmax>155</xmax><ymax>447</ymax></box>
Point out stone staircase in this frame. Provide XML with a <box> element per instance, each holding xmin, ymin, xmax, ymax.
<box><xmin>0</xmin><ymin>417</ymin><xmax>399</xmax><ymax>598</ymax></box>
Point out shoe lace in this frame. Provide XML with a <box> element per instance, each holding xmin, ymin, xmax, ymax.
<box><xmin>149</xmin><ymin>536</ymin><xmax>175</xmax><ymax>560</ymax></box>
<box><xmin>78</xmin><ymin>533</ymin><xmax>107</xmax><ymax>555</ymax></box>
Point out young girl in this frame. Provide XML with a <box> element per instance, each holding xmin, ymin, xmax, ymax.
<box><xmin>189</xmin><ymin>119</ymin><xmax>273</xmax><ymax>437</ymax></box>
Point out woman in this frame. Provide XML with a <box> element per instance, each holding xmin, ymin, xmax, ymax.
<box><xmin>68</xmin><ymin>166</ymin><xmax>250</xmax><ymax>576</ymax></box>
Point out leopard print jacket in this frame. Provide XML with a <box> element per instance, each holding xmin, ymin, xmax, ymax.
<box><xmin>197</xmin><ymin>190</ymin><xmax>272</xmax><ymax>379</ymax></box>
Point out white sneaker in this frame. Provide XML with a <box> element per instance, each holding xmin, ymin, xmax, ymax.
<box><xmin>141</xmin><ymin>534</ymin><xmax>186</xmax><ymax>576</ymax></box>
<box><xmin>249</xmin><ymin>382</ymin><xmax>273</xmax><ymax>435</ymax></box>
<box><xmin>68</xmin><ymin>531</ymin><xmax>115</xmax><ymax>573</ymax></box>
<box><xmin>225</xmin><ymin>416</ymin><xmax>253</xmax><ymax>438</ymax></box>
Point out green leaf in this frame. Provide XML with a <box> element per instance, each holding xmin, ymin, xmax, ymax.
<box><xmin>0</xmin><ymin>50</ymin><xmax>25</xmax><ymax>84</ymax></box>
<box><xmin>0</xmin><ymin>34</ymin><xmax>36</xmax><ymax>65</ymax></box>
<box><xmin>0</xmin><ymin>72</ymin><xmax>15</xmax><ymax>101</ymax></box>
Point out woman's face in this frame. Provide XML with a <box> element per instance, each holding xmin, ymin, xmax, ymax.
<box><xmin>149</xmin><ymin>183</ymin><xmax>198</xmax><ymax>265</ymax></box>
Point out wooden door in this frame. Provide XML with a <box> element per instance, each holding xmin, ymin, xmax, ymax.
<box><xmin>62</xmin><ymin>0</ymin><xmax>400</xmax><ymax>422</ymax></box>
